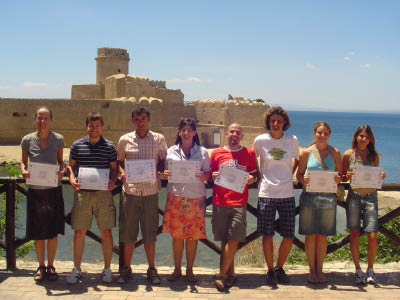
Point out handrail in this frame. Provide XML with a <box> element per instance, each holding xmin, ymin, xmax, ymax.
<box><xmin>1</xmin><ymin>177</ymin><xmax>399</xmax><ymax>270</ymax></box>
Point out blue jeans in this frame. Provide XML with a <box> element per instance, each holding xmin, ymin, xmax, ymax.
<box><xmin>346</xmin><ymin>189</ymin><xmax>378</xmax><ymax>232</ymax></box>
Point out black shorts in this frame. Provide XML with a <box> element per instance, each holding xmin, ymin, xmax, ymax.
<box><xmin>26</xmin><ymin>186</ymin><xmax>65</xmax><ymax>240</ymax></box>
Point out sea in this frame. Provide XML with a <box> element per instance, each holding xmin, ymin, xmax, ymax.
<box><xmin>3</xmin><ymin>111</ymin><xmax>400</xmax><ymax>267</ymax></box>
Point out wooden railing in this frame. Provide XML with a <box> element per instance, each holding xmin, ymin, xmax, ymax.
<box><xmin>1</xmin><ymin>177</ymin><xmax>400</xmax><ymax>270</ymax></box>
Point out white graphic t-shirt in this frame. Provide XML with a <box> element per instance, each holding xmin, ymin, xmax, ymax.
<box><xmin>253</xmin><ymin>133</ymin><xmax>299</xmax><ymax>198</ymax></box>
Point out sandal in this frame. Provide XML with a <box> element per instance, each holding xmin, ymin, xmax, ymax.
<box><xmin>167</xmin><ymin>270</ymin><xmax>182</xmax><ymax>282</ymax></box>
<box><xmin>225</xmin><ymin>274</ymin><xmax>238</xmax><ymax>287</ymax></box>
<box><xmin>214</xmin><ymin>274</ymin><xmax>225</xmax><ymax>291</ymax></box>
<box><xmin>34</xmin><ymin>266</ymin><xmax>46</xmax><ymax>282</ymax></box>
<box><xmin>46</xmin><ymin>266</ymin><xmax>58</xmax><ymax>281</ymax></box>
<box><xmin>186</xmin><ymin>270</ymin><xmax>196</xmax><ymax>283</ymax></box>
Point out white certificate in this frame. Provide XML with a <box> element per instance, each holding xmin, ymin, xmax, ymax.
<box><xmin>306</xmin><ymin>170</ymin><xmax>338</xmax><ymax>193</ymax></box>
<box><xmin>78</xmin><ymin>167</ymin><xmax>109</xmax><ymax>191</ymax></box>
<box><xmin>215</xmin><ymin>164</ymin><xmax>249</xmax><ymax>193</ymax></box>
<box><xmin>26</xmin><ymin>162</ymin><xmax>59</xmax><ymax>187</ymax></box>
<box><xmin>125</xmin><ymin>159</ymin><xmax>156</xmax><ymax>183</ymax></box>
<box><xmin>168</xmin><ymin>160</ymin><xmax>200</xmax><ymax>183</ymax></box>
<box><xmin>351</xmin><ymin>165</ymin><xmax>383</xmax><ymax>189</ymax></box>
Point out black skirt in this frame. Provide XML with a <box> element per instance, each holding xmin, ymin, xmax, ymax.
<box><xmin>26</xmin><ymin>186</ymin><xmax>65</xmax><ymax>240</ymax></box>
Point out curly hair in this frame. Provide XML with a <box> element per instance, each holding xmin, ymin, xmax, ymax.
<box><xmin>265</xmin><ymin>105</ymin><xmax>291</xmax><ymax>131</ymax></box>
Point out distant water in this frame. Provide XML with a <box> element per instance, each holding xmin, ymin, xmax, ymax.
<box><xmin>286</xmin><ymin>111</ymin><xmax>400</xmax><ymax>183</ymax></box>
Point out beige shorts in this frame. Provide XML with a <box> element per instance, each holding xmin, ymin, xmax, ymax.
<box><xmin>212</xmin><ymin>205</ymin><xmax>247</xmax><ymax>242</ymax></box>
<box><xmin>71</xmin><ymin>190</ymin><xmax>116</xmax><ymax>230</ymax></box>
<box><xmin>119</xmin><ymin>192</ymin><xmax>159</xmax><ymax>244</ymax></box>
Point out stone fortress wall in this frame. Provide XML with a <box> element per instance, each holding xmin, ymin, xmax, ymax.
<box><xmin>0</xmin><ymin>47</ymin><xmax>269</xmax><ymax>148</ymax></box>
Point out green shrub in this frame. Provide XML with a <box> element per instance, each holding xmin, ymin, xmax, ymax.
<box><xmin>288</xmin><ymin>213</ymin><xmax>400</xmax><ymax>264</ymax></box>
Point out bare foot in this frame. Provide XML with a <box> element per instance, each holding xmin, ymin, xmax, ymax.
<box><xmin>317</xmin><ymin>272</ymin><xmax>327</xmax><ymax>283</ymax></box>
<box><xmin>307</xmin><ymin>272</ymin><xmax>319</xmax><ymax>283</ymax></box>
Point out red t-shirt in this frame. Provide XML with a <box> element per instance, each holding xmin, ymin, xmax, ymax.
<box><xmin>210</xmin><ymin>146</ymin><xmax>257</xmax><ymax>206</ymax></box>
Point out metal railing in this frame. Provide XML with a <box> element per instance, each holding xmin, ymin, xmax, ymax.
<box><xmin>1</xmin><ymin>177</ymin><xmax>400</xmax><ymax>270</ymax></box>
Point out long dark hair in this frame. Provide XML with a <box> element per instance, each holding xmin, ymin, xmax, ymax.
<box><xmin>351</xmin><ymin>124</ymin><xmax>378</xmax><ymax>162</ymax></box>
<box><xmin>309</xmin><ymin>121</ymin><xmax>331</xmax><ymax>146</ymax></box>
<box><xmin>175</xmin><ymin>118</ymin><xmax>201</xmax><ymax>146</ymax></box>
<box><xmin>265</xmin><ymin>105</ymin><xmax>291</xmax><ymax>131</ymax></box>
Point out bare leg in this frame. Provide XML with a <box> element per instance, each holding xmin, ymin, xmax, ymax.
<box><xmin>144</xmin><ymin>243</ymin><xmax>156</xmax><ymax>268</ymax></box>
<box><xmin>349</xmin><ymin>230</ymin><xmax>361</xmax><ymax>270</ymax></box>
<box><xmin>305</xmin><ymin>235</ymin><xmax>318</xmax><ymax>282</ymax></box>
<box><xmin>172</xmin><ymin>238</ymin><xmax>184</xmax><ymax>273</ymax></box>
<box><xmin>276</xmin><ymin>238</ymin><xmax>293</xmax><ymax>268</ymax></box>
<box><xmin>123</xmin><ymin>242</ymin><xmax>135</xmax><ymax>268</ymax></box>
<box><xmin>316</xmin><ymin>234</ymin><xmax>328</xmax><ymax>283</ymax></box>
<box><xmin>73</xmin><ymin>230</ymin><xmax>86</xmax><ymax>269</ymax></box>
<box><xmin>34</xmin><ymin>240</ymin><xmax>46</xmax><ymax>267</ymax></box>
<box><xmin>185</xmin><ymin>239</ymin><xmax>198</xmax><ymax>281</ymax></box>
<box><xmin>100</xmin><ymin>229</ymin><xmax>113</xmax><ymax>269</ymax></box>
<box><xmin>185</xmin><ymin>239</ymin><xmax>198</xmax><ymax>271</ymax></box>
<box><xmin>46</xmin><ymin>237</ymin><xmax>58</xmax><ymax>267</ymax></box>
<box><xmin>367</xmin><ymin>232</ymin><xmax>377</xmax><ymax>269</ymax></box>
<box><xmin>262</xmin><ymin>236</ymin><xmax>274</xmax><ymax>270</ymax></box>
<box><xmin>219</xmin><ymin>240</ymin><xmax>239</xmax><ymax>276</ymax></box>
<box><xmin>221</xmin><ymin>240</ymin><xmax>235</xmax><ymax>275</ymax></box>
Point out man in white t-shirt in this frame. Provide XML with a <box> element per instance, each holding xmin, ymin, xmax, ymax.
<box><xmin>253</xmin><ymin>106</ymin><xmax>299</xmax><ymax>285</ymax></box>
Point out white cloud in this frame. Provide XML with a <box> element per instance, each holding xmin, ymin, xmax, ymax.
<box><xmin>361</xmin><ymin>64</ymin><xmax>372</xmax><ymax>69</ymax></box>
<box><xmin>305</xmin><ymin>63</ymin><xmax>315</xmax><ymax>69</ymax></box>
<box><xmin>348</xmin><ymin>51</ymin><xmax>356</xmax><ymax>56</ymax></box>
<box><xmin>344</xmin><ymin>56</ymin><xmax>352</xmax><ymax>61</ymax></box>
<box><xmin>0</xmin><ymin>85</ymin><xmax>12</xmax><ymax>89</ymax></box>
<box><xmin>23</xmin><ymin>81</ymin><xmax>49</xmax><ymax>87</ymax></box>
<box><xmin>167</xmin><ymin>77</ymin><xmax>209</xmax><ymax>84</ymax></box>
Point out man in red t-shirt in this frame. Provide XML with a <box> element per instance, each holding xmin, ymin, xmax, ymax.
<box><xmin>210</xmin><ymin>123</ymin><xmax>257</xmax><ymax>290</ymax></box>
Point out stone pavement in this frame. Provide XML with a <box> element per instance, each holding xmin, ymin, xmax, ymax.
<box><xmin>1</xmin><ymin>260</ymin><xmax>400</xmax><ymax>300</ymax></box>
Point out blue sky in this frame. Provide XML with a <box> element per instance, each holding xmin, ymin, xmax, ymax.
<box><xmin>1</xmin><ymin>0</ymin><xmax>399</xmax><ymax>112</ymax></box>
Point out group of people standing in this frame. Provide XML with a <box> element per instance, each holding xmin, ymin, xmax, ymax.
<box><xmin>20</xmin><ymin>105</ymin><xmax>385</xmax><ymax>290</ymax></box>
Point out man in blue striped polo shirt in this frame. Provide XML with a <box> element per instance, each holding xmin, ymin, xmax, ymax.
<box><xmin>66</xmin><ymin>112</ymin><xmax>118</xmax><ymax>284</ymax></box>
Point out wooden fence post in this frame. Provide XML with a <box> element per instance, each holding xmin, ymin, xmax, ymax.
<box><xmin>5</xmin><ymin>181</ymin><xmax>16</xmax><ymax>270</ymax></box>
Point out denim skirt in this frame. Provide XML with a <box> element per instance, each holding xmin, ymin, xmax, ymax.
<box><xmin>299</xmin><ymin>192</ymin><xmax>337</xmax><ymax>236</ymax></box>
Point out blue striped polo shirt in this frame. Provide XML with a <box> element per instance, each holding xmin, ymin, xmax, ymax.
<box><xmin>69</xmin><ymin>135</ymin><xmax>117</xmax><ymax>176</ymax></box>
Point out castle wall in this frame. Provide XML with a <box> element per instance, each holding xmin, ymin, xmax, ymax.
<box><xmin>193</xmin><ymin>99</ymin><xmax>227</xmax><ymax>125</ymax></box>
<box><xmin>226</xmin><ymin>99</ymin><xmax>268</xmax><ymax>127</ymax></box>
<box><xmin>0</xmin><ymin>98</ymin><xmax>164</xmax><ymax>147</ymax></box>
<box><xmin>104</xmin><ymin>75</ymin><xmax>184</xmax><ymax>105</ymax></box>
<box><xmin>71</xmin><ymin>84</ymin><xmax>105</xmax><ymax>100</ymax></box>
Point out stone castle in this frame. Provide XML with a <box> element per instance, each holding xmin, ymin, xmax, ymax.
<box><xmin>0</xmin><ymin>48</ymin><xmax>269</xmax><ymax>147</ymax></box>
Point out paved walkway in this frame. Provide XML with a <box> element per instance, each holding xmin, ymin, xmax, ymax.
<box><xmin>1</xmin><ymin>260</ymin><xmax>400</xmax><ymax>300</ymax></box>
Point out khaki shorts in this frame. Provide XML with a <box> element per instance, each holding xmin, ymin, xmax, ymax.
<box><xmin>71</xmin><ymin>190</ymin><xmax>116</xmax><ymax>230</ymax></box>
<box><xmin>119</xmin><ymin>192</ymin><xmax>159</xmax><ymax>244</ymax></box>
<box><xmin>212</xmin><ymin>205</ymin><xmax>247</xmax><ymax>242</ymax></box>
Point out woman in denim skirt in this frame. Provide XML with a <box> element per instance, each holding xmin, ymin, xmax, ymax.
<box><xmin>296</xmin><ymin>121</ymin><xmax>342</xmax><ymax>283</ymax></box>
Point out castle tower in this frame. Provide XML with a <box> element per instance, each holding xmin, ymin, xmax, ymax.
<box><xmin>95</xmin><ymin>48</ymin><xmax>130</xmax><ymax>84</ymax></box>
